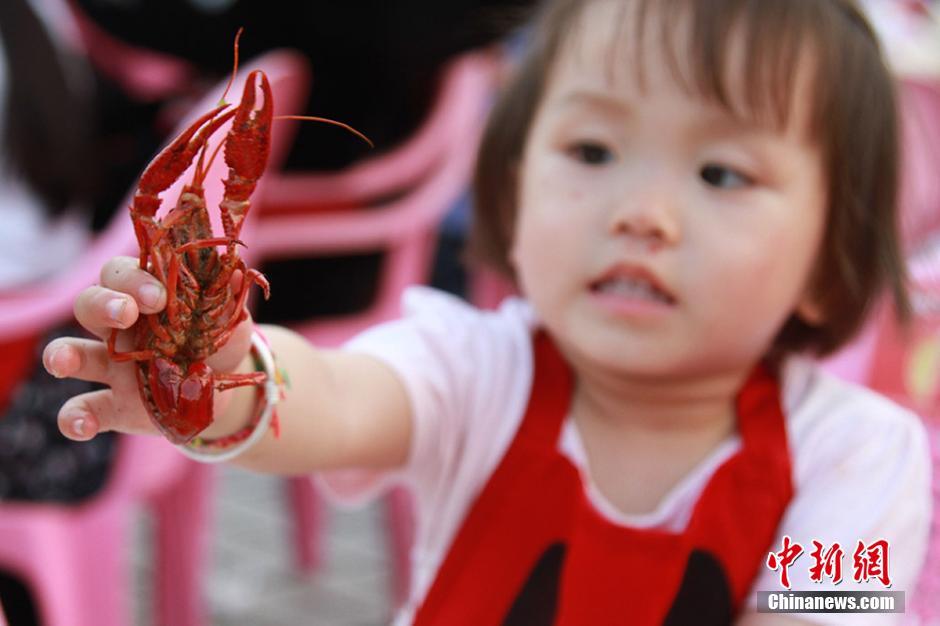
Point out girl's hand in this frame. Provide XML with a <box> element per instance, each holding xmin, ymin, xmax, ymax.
<box><xmin>42</xmin><ymin>256</ymin><xmax>254</xmax><ymax>441</ymax></box>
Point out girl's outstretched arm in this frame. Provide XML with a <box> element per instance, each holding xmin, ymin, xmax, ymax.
<box><xmin>209</xmin><ymin>324</ymin><xmax>414</xmax><ymax>475</ymax></box>
<box><xmin>44</xmin><ymin>255</ymin><xmax>414</xmax><ymax>475</ymax></box>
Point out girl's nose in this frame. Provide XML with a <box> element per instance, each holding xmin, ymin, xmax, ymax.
<box><xmin>607</xmin><ymin>193</ymin><xmax>681</xmax><ymax>250</ymax></box>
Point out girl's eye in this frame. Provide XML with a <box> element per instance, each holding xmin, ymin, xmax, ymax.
<box><xmin>700</xmin><ymin>164</ymin><xmax>752</xmax><ymax>189</ymax></box>
<box><xmin>567</xmin><ymin>141</ymin><xmax>613</xmax><ymax>166</ymax></box>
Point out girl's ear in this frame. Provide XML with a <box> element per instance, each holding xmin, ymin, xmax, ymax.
<box><xmin>795</xmin><ymin>292</ymin><xmax>825</xmax><ymax>326</ymax></box>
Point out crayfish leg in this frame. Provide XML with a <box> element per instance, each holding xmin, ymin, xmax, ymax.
<box><xmin>206</xmin><ymin>265</ymin><xmax>269</xmax><ymax>350</ymax></box>
<box><xmin>209</xmin><ymin>308</ymin><xmax>249</xmax><ymax>352</ymax></box>
<box><xmin>214</xmin><ymin>370</ymin><xmax>267</xmax><ymax>393</ymax></box>
<box><xmin>175</xmin><ymin>237</ymin><xmax>245</xmax><ymax>255</ymax></box>
<box><xmin>146</xmin><ymin>313</ymin><xmax>174</xmax><ymax>344</ymax></box>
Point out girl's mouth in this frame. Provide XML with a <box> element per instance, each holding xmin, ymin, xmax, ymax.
<box><xmin>588</xmin><ymin>263</ymin><xmax>677</xmax><ymax>306</ymax></box>
<box><xmin>591</xmin><ymin>276</ymin><xmax>675</xmax><ymax>305</ymax></box>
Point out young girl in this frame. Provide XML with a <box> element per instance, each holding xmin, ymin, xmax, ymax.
<box><xmin>43</xmin><ymin>0</ymin><xmax>931</xmax><ymax>624</ymax></box>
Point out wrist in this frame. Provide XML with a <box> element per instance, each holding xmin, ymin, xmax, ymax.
<box><xmin>177</xmin><ymin>330</ymin><xmax>284</xmax><ymax>463</ymax></box>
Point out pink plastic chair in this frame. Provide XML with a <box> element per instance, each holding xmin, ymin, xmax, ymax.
<box><xmin>0</xmin><ymin>49</ymin><xmax>309</xmax><ymax>626</ymax></box>
<box><xmin>253</xmin><ymin>50</ymin><xmax>497</xmax><ymax>607</ymax></box>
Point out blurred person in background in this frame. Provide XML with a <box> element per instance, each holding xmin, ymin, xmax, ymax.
<box><xmin>0</xmin><ymin>0</ymin><xmax>117</xmax><ymax>623</ymax></box>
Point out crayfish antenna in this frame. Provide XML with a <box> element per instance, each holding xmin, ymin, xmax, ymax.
<box><xmin>273</xmin><ymin>114</ymin><xmax>374</xmax><ymax>148</ymax></box>
<box><xmin>218</xmin><ymin>26</ymin><xmax>245</xmax><ymax>107</ymax></box>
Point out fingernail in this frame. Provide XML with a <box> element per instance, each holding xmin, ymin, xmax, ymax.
<box><xmin>64</xmin><ymin>410</ymin><xmax>92</xmax><ymax>439</ymax></box>
<box><xmin>107</xmin><ymin>298</ymin><xmax>127</xmax><ymax>322</ymax></box>
<box><xmin>138</xmin><ymin>283</ymin><xmax>163</xmax><ymax>308</ymax></box>
<box><xmin>48</xmin><ymin>345</ymin><xmax>69</xmax><ymax>378</ymax></box>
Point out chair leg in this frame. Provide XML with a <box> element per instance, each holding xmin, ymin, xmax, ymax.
<box><xmin>73</xmin><ymin>508</ymin><xmax>131</xmax><ymax>626</ymax></box>
<box><xmin>150</xmin><ymin>462</ymin><xmax>215</xmax><ymax>626</ymax></box>
<box><xmin>12</xmin><ymin>510</ymin><xmax>130</xmax><ymax>626</ymax></box>
<box><xmin>29</xmin><ymin>530</ymin><xmax>90</xmax><ymax>626</ymax></box>
<box><xmin>285</xmin><ymin>475</ymin><xmax>326</xmax><ymax>575</ymax></box>
<box><xmin>384</xmin><ymin>487</ymin><xmax>415</xmax><ymax>610</ymax></box>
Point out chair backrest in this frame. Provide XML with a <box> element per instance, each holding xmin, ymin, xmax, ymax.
<box><xmin>259</xmin><ymin>51</ymin><xmax>494</xmax><ymax>214</ymax></box>
<box><xmin>0</xmin><ymin>48</ymin><xmax>310</xmax><ymax>497</ymax></box>
<box><xmin>61</xmin><ymin>0</ymin><xmax>196</xmax><ymax>101</ymax></box>
<box><xmin>253</xmin><ymin>51</ymin><xmax>498</xmax><ymax>343</ymax></box>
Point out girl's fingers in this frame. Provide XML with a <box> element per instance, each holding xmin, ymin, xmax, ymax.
<box><xmin>57</xmin><ymin>388</ymin><xmax>157</xmax><ymax>440</ymax></box>
<box><xmin>43</xmin><ymin>338</ymin><xmax>117</xmax><ymax>384</ymax></box>
<box><xmin>73</xmin><ymin>285</ymin><xmax>142</xmax><ymax>340</ymax></box>
<box><xmin>99</xmin><ymin>256</ymin><xmax>167</xmax><ymax>314</ymax></box>
<box><xmin>207</xmin><ymin>313</ymin><xmax>254</xmax><ymax>372</ymax></box>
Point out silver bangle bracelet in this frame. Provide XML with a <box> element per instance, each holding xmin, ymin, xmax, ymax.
<box><xmin>175</xmin><ymin>330</ymin><xmax>281</xmax><ymax>464</ymax></box>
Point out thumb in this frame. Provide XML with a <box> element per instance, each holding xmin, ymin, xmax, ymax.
<box><xmin>206</xmin><ymin>313</ymin><xmax>255</xmax><ymax>373</ymax></box>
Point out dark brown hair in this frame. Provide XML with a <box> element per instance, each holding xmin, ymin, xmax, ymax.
<box><xmin>0</xmin><ymin>0</ymin><xmax>95</xmax><ymax>216</ymax></box>
<box><xmin>471</xmin><ymin>0</ymin><xmax>910</xmax><ymax>359</ymax></box>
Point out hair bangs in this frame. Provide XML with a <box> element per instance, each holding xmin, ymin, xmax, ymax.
<box><xmin>580</xmin><ymin>0</ymin><xmax>834</xmax><ymax>134</ymax></box>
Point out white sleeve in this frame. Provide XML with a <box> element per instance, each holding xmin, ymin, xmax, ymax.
<box><xmin>744</xmin><ymin>387</ymin><xmax>933</xmax><ymax>625</ymax></box>
<box><xmin>316</xmin><ymin>286</ymin><xmax>534</xmax><ymax>511</ymax></box>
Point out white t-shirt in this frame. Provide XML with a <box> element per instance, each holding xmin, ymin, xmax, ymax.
<box><xmin>323</xmin><ymin>286</ymin><xmax>932</xmax><ymax>625</ymax></box>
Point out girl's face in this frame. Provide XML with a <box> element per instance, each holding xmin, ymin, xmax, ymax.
<box><xmin>511</xmin><ymin>1</ymin><xmax>828</xmax><ymax>380</ymax></box>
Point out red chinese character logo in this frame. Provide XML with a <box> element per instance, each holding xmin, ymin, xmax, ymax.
<box><xmin>767</xmin><ymin>535</ymin><xmax>804</xmax><ymax>589</ymax></box>
<box><xmin>808</xmin><ymin>541</ymin><xmax>844</xmax><ymax>584</ymax></box>
<box><xmin>853</xmin><ymin>539</ymin><xmax>891</xmax><ymax>587</ymax></box>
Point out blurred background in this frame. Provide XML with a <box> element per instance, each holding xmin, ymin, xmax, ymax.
<box><xmin>0</xmin><ymin>0</ymin><xmax>937</xmax><ymax>624</ymax></box>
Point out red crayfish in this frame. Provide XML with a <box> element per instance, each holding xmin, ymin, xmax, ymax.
<box><xmin>108</xmin><ymin>32</ymin><xmax>370</xmax><ymax>444</ymax></box>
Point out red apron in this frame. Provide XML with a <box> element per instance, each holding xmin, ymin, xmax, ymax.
<box><xmin>413</xmin><ymin>331</ymin><xmax>793</xmax><ymax>625</ymax></box>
